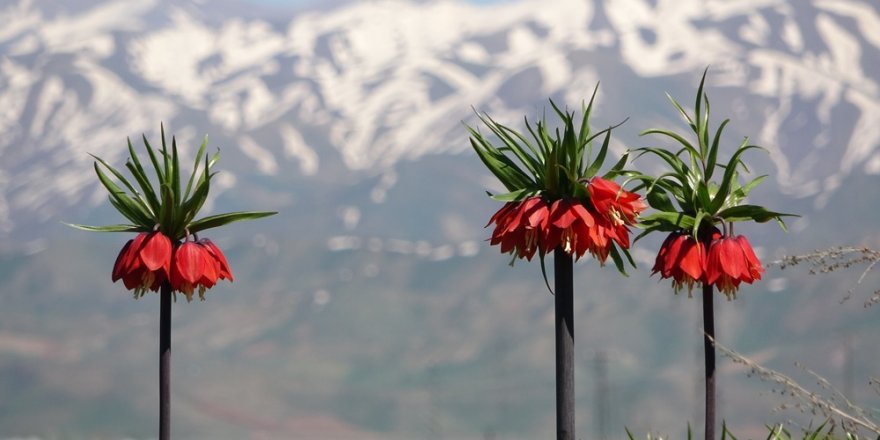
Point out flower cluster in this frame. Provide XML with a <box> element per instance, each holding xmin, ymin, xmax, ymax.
<box><xmin>470</xmin><ymin>87</ymin><xmax>645</xmax><ymax>272</ymax></box>
<box><xmin>112</xmin><ymin>231</ymin><xmax>234</xmax><ymax>301</ymax></box>
<box><xmin>72</xmin><ymin>124</ymin><xmax>274</xmax><ymax>300</ymax></box>
<box><xmin>487</xmin><ymin>177</ymin><xmax>645</xmax><ymax>263</ymax></box>
<box><xmin>636</xmin><ymin>69</ymin><xmax>791</xmax><ymax>297</ymax></box>
<box><xmin>652</xmin><ymin>229</ymin><xmax>763</xmax><ymax>299</ymax></box>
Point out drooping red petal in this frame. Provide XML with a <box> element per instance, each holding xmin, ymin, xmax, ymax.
<box><xmin>718</xmin><ymin>238</ymin><xmax>746</xmax><ymax>280</ymax></box>
<box><xmin>661</xmin><ymin>233</ymin><xmax>686</xmax><ymax>277</ymax></box>
<box><xmin>677</xmin><ymin>238</ymin><xmax>705</xmax><ymax>281</ymax></box>
<box><xmin>173</xmin><ymin>242</ymin><xmax>206</xmax><ymax>285</ymax></box>
<box><xmin>199</xmin><ymin>250</ymin><xmax>219</xmax><ymax>288</ymax></box>
<box><xmin>486</xmin><ymin>203</ymin><xmax>516</xmax><ymax>228</ymax></box>
<box><xmin>651</xmin><ymin>233</ymin><xmax>677</xmax><ymax>276</ymax></box>
<box><xmin>140</xmin><ymin>232</ymin><xmax>172</xmax><ymax>272</ymax></box>
<box><xmin>736</xmin><ymin>235</ymin><xmax>763</xmax><ymax>281</ymax></box>
<box><xmin>200</xmin><ymin>239</ymin><xmax>234</xmax><ymax>281</ymax></box>
<box><xmin>112</xmin><ymin>238</ymin><xmax>136</xmax><ymax>282</ymax></box>
<box><xmin>550</xmin><ymin>199</ymin><xmax>578</xmax><ymax>229</ymax></box>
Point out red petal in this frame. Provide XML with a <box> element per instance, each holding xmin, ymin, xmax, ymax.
<box><xmin>652</xmin><ymin>233</ymin><xmax>677</xmax><ymax>275</ymax></box>
<box><xmin>570</xmin><ymin>203</ymin><xmax>596</xmax><ymax>228</ymax></box>
<box><xmin>201</xmin><ymin>239</ymin><xmax>234</xmax><ymax>281</ymax></box>
<box><xmin>140</xmin><ymin>232</ymin><xmax>172</xmax><ymax>272</ymax></box>
<box><xmin>524</xmin><ymin>198</ymin><xmax>549</xmax><ymax>229</ymax></box>
<box><xmin>588</xmin><ymin>176</ymin><xmax>620</xmax><ymax>197</ymax></box>
<box><xmin>199</xmin><ymin>250</ymin><xmax>219</xmax><ymax>287</ymax></box>
<box><xmin>718</xmin><ymin>238</ymin><xmax>746</xmax><ymax>279</ymax></box>
<box><xmin>173</xmin><ymin>242</ymin><xmax>206</xmax><ymax>285</ymax></box>
<box><xmin>705</xmin><ymin>241</ymin><xmax>723</xmax><ymax>285</ymax></box>
<box><xmin>678</xmin><ymin>238</ymin><xmax>705</xmax><ymax>281</ymax></box>
<box><xmin>661</xmin><ymin>233</ymin><xmax>686</xmax><ymax>277</ymax></box>
<box><xmin>550</xmin><ymin>200</ymin><xmax>577</xmax><ymax>228</ymax></box>
<box><xmin>112</xmin><ymin>239</ymin><xmax>136</xmax><ymax>282</ymax></box>
<box><xmin>486</xmin><ymin>203</ymin><xmax>516</xmax><ymax>228</ymax></box>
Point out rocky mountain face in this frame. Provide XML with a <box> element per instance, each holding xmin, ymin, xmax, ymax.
<box><xmin>1</xmin><ymin>0</ymin><xmax>879</xmax><ymax>438</ymax></box>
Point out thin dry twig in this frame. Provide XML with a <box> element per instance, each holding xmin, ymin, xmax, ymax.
<box><xmin>707</xmin><ymin>334</ymin><xmax>880</xmax><ymax>436</ymax></box>
<box><xmin>767</xmin><ymin>246</ymin><xmax>880</xmax><ymax>306</ymax></box>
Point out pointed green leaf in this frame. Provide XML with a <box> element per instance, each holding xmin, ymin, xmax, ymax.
<box><xmin>65</xmin><ymin>223</ymin><xmax>145</xmax><ymax>233</ymax></box>
<box><xmin>734</xmin><ymin>174</ymin><xmax>767</xmax><ymax>199</ymax></box>
<box><xmin>635</xmin><ymin>147</ymin><xmax>686</xmax><ymax>175</ymax></box>
<box><xmin>646</xmin><ymin>186</ymin><xmax>676</xmax><ymax>212</ymax></box>
<box><xmin>126</xmin><ymin>138</ymin><xmax>161</xmax><ymax>213</ymax></box>
<box><xmin>539</xmin><ymin>253</ymin><xmax>554</xmax><ymax>295</ymax></box>
<box><xmin>489</xmin><ymin>188</ymin><xmax>536</xmax><ymax>202</ymax></box>
<box><xmin>716</xmin><ymin>204</ymin><xmax>798</xmax><ymax>224</ymax></box>
<box><xmin>608</xmin><ymin>244</ymin><xmax>629</xmax><ymax>276</ymax></box>
<box><xmin>577</xmin><ymin>84</ymin><xmax>599</xmax><ymax>149</ymax></box>
<box><xmin>181</xmin><ymin>172</ymin><xmax>213</xmax><ymax>226</ymax></box>
<box><xmin>585</xmin><ymin>127</ymin><xmax>612</xmax><ymax>178</ymax></box>
<box><xmin>159</xmin><ymin>183</ymin><xmax>174</xmax><ymax>235</ymax></box>
<box><xmin>142</xmin><ymin>133</ymin><xmax>164</xmax><ymax>184</ymax></box>
<box><xmin>665</xmin><ymin>92</ymin><xmax>694</xmax><ymax>127</ymax></box>
<box><xmin>708</xmin><ymin>143</ymin><xmax>764</xmax><ymax>213</ymax></box>
<box><xmin>639</xmin><ymin>211</ymin><xmax>696</xmax><ymax>230</ymax></box>
<box><xmin>92</xmin><ymin>162</ymin><xmax>154</xmax><ymax>220</ymax></box>
<box><xmin>171</xmin><ymin>135</ymin><xmax>182</xmax><ymax>212</ymax></box>
<box><xmin>641</xmin><ymin>128</ymin><xmax>700</xmax><ymax>163</ymax></box>
<box><xmin>183</xmin><ymin>136</ymin><xmax>207</xmax><ymax>203</ymax></box>
<box><xmin>160</xmin><ymin>123</ymin><xmax>171</xmax><ymax>187</ymax></box>
<box><xmin>471</xmin><ymin>138</ymin><xmax>535</xmax><ymax>191</ymax></box>
<box><xmin>92</xmin><ymin>157</ymin><xmax>151</xmax><ymax>213</ymax></box>
<box><xmin>188</xmin><ymin>211</ymin><xmax>278</xmax><ymax>234</ymax></box>
<box><xmin>602</xmin><ymin>151</ymin><xmax>629</xmax><ymax>180</ymax></box>
<box><xmin>472</xmin><ymin>115</ymin><xmax>539</xmax><ymax>176</ymax></box>
<box><xmin>705</xmin><ymin>118</ymin><xmax>730</xmax><ymax>181</ymax></box>
<box><xmin>109</xmin><ymin>194</ymin><xmax>151</xmax><ymax>226</ymax></box>
<box><xmin>694</xmin><ymin>67</ymin><xmax>708</xmax><ymax>134</ymax></box>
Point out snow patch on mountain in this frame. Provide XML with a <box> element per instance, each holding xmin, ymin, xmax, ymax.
<box><xmin>1</xmin><ymin>0</ymin><xmax>879</xmax><ymax>237</ymax></box>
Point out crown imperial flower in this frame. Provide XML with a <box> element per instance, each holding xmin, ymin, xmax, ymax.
<box><xmin>471</xmin><ymin>86</ymin><xmax>644</xmax><ymax>273</ymax></box>
<box><xmin>112</xmin><ymin>231</ymin><xmax>172</xmax><ymax>295</ymax></box>
<box><xmin>70</xmin><ymin>124</ymin><xmax>275</xmax><ymax>300</ymax></box>
<box><xmin>705</xmin><ymin>235</ymin><xmax>764</xmax><ymax>299</ymax></box>
<box><xmin>634</xmin><ymin>69</ymin><xmax>793</xmax><ymax>297</ymax></box>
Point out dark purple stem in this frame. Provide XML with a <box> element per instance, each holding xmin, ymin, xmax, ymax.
<box><xmin>554</xmin><ymin>248</ymin><xmax>574</xmax><ymax>440</ymax></box>
<box><xmin>702</xmin><ymin>282</ymin><xmax>716</xmax><ymax>440</ymax></box>
<box><xmin>160</xmin><ymin>282</ymin><xmax>171</xmax><ymax>440</ymax></box>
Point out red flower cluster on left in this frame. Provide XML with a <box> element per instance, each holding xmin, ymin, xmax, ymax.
<box><xmin>486</xmin><ymin>177</ymin><xmax>645</xmax><ymax>262</ymax></box>
<box><xmin>112</xmin><ymin>232</ymin><xmax>233</xmax><ymax>300</ymax></box>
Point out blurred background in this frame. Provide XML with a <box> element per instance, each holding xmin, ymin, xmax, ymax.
<box><xmin>1</xmin><ymin>0</ymin><xmax>880</xmax><ymax>438</ymax></box>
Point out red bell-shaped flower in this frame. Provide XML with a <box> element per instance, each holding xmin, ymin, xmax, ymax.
<box><xmin>705</xmin><ymin>235</ymin><xmax>764</xmax><ymax>299</ymax></box>
<box><xmin>651</xmin><ymin>231</ymin><xmax>706</xmax><ymax>295</ymax></box>
<box><xmin>199</xmin><ymin>238</ymin><xmax>234</xmax><ymax>282</ymax></box>
<box><xmin>170</xmin><ymin>238</ymin><xmax>235</xmax><ymax>301</ymax></box>
<box><xmin>587</xmin><ymin>177</ymin><xmax>646</xmax><ymax>251</ymax></box>
<box><xmin>651</xmin><ymin>228</ymin><xmax>721</xmax><ymax>295</ymax></box>
<box><xmin>543</xmin><ymin>198</ymin><xmax>598</xmax><ymax>261</ymax></box>
<box><xmin>487</xmin><ymin>196</ymin><xmax>549</xmax><ymax>261</ymax></box>
<box><xmin>588</xmin><ymin>177</ymin><xmax>646</xmax><ymax>226</ymax></box>
<box><xmin>112</xmin><ymin>231</ymin><xmax>172</xmax><ymax>296</ymax></box>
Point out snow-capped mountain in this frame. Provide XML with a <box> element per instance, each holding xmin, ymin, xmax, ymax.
<box><xmin>3</xmin><ymin>1</ymin><xmax>880</xmax><ymax>438</ymax></box>
<box><xmin>1</xmin><ymin>0</ymin><xmax>879</xmax><ymax>243</ymax></box>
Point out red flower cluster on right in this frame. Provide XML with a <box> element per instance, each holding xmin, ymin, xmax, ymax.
<box><xmin>112</xmin><ymin>232</ymin><xmax>234</xmax><ymax>301</ymax></box>
<box><xmin>652</xmin><ymin>230</ymin><xmax>763</xmax><ymax>299</ymax></box>
<box><xmin>487</xmin><ymin>177</ymin><xmax>645</xmax><ymax>263</ymax></box>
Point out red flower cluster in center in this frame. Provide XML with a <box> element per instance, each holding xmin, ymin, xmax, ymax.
<box><xmin>486</xmin><ymin>177</ymin><xmax>645</xmax><ymax>262</ymax></box>
<box><xmin>651</xmin><ymin>230</ymin><xmax>763</xmax><ymax>299</ymax></box>
<box><xmin>112</xmin><ymin>232</ymin><xmax>234</xmax><ymax>301</ymax></box>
